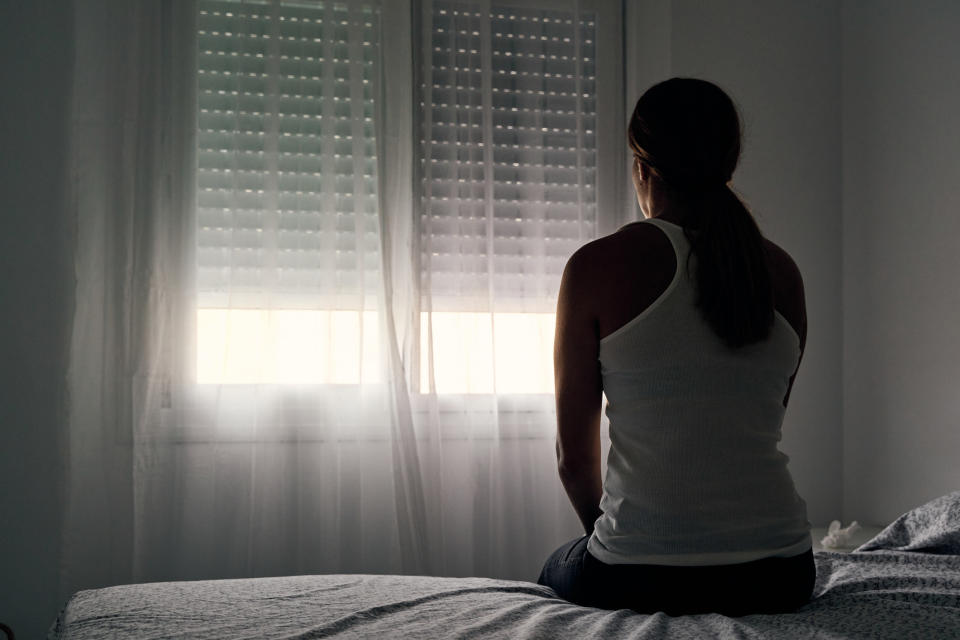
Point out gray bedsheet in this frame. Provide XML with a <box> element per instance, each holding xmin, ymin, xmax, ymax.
<box><xmin>51</xmin><ymin>494</ymin><xmax>960</xmax><ymax>639</ymax></box>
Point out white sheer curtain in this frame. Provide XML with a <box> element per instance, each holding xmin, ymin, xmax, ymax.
<box><xmin>63</xmin><ymin>0</ymin><xmax>616</xmax><ymax>600</ymax></box>
<box><xmin>64</xmin><ymin>0</ymin><xmax>195</xmax><ymax>593</ymax></box>
<box><xmin>413</xmin><ymin>0</ymin><xmax>604</xmax><ymax>578</ymax></box>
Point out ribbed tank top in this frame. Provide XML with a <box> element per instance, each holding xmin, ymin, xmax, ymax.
<box><xmin>587</xmin><ymin>217</ymin><xmax>811</xmax><ymax>566</ymax></box>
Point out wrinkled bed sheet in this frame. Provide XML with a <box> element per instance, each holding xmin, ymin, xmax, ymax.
<box><xmin>49</xmin><ymin>549</ymin><xmax>960</xmax><ymax>639</ymax></box>
<box><xmin>51</xmin><ymin>492</ymin><xmax>960</xmax><ymax>638</ymax></box>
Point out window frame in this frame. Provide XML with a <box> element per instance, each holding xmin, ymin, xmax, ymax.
<box><xmin>186</xmin><ymin>0</ymin><xmax>626</xmax><ymax>415</ymax></box>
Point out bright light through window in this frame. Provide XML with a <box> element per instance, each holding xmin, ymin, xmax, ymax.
<box><xmin>198</xmin><ymin>310</ymin><xmax>556</xmax><ymax>393</ymax></box>
<box><xmin>197</xmin><ymin>309</ymin><xmax>382</xmax><ymax>385</ymax></box>
<box><xmin>420</xmin><ymin>312</ymin><xmax>556</xmax><ymax>394</ymax></box>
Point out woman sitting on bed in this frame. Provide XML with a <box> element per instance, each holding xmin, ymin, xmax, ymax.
<box><xmin>538</xmin><ymin>77</ymin><xmax>815</xmax><ymax>616</ymax></box>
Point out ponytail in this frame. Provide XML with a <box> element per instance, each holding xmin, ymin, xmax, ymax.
<box><xmin>629</xmin><ymin>78</ymin><xmax>774</xmax><ymax>348</ymax></box>
<box><xmin>683</xmin><ymin>185</ymin><xmax>773</xmax><ymax>348</ymax></box>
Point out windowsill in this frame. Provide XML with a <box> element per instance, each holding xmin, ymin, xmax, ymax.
<box><xmin>133</xmin><ymin>382</ymin><xmax>562</xmax><ymax>444</ymax></box>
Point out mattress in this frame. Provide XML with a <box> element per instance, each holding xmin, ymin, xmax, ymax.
<box><xmin>50</xmin><ymin>492</ymin><xmax>960</xmax><ymax>639</ymax></box>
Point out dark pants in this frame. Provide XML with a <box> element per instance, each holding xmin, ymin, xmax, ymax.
<box><xmin>537</xmin><ymin>536</ymin><xmax>816</xmax><ymax>616</ymax></box>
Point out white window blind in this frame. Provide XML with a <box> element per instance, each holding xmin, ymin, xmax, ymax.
<box><xmin>197</xmin><ymin>0</ymin><xmax>381</xmax><ymax>310</ymax></box>
<box><xmin>196</xmin><ymin>0</ymin><xmax>383</xmax><ymax>385</ymax></box>
<box><xmin>420</xmin><ymin>0</ymin><xmax>598</xmax><ymax>314</ymax></box>
<box><xmin>193</xmin><ymin>0</ymin><xmax>620</xmax><ymax>390</ymax></box>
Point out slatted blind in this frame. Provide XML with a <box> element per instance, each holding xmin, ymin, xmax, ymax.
<box><xmin>197</xmin><ymin>0</ymin><xmax>381</xmax><ymax>310</ymax></box>
<box><xmin>421</xmin><ymin>1</ymin><xmax>597</xmax><ymax>313</ymax></box>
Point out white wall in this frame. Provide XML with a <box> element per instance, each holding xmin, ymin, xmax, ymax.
<box><xmin>631</xmin><ymin>0</ymin><xmax>844</xmax><ymax>526</ymax></box>
<box><xmin>0</xmin><ymin>1</ymin><xmax>74</xmax><ymax>638</ymax></box>
<box><xmin>842</xmin><ymin>0</ymin><xmax>960</xmax><ymax>525</ymax></box>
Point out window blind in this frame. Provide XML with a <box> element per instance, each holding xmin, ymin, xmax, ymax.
<box><xmin>197</xmin><ymin>0</ymin><xmax>381</xmax><ymax>310</ymax></box>
<box><xmin>421</xmin><ymin>1</ymin><xmax>598</xmax><ymax>313</ymax></box>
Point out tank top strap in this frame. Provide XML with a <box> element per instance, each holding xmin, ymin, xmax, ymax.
<box><xmin>639</xmin><ymin>217</ymin><xmax>690</xmax><ymax>261</ymax></box>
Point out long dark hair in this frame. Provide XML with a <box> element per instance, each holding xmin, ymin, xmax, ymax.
<box><xmin>628</xmin><ymin>78</ymin><xmax>773</xmax><ymax>348</ymax></box>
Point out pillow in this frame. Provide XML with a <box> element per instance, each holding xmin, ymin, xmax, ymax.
<box><xmin>856</xmin><ymin>490</ymin><xmax>960</xmax><ymax>554</ymax></box>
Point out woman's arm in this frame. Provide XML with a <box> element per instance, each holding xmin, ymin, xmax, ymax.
<box><xmin>553</xmin><ymin>246</ymin><xmax>604</xmax><ymax>535</ymax></box>
<box><xmin>764</xmin><ymin>239</ymin><xmax>807</xmax><ymax>408</ymax></box>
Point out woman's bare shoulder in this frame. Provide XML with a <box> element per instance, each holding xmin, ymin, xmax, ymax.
<box><xmin>560</xmin><ymin>221</ymin><xmax>676</xmax><ymax>338</ymax></box>
<box><xmin>762</xmin><ymin>238</ymin><xmax>804</xmax><ymax>298</ymax></box>
<box><xmin>763</xmin><ymin>238</ymin><xmax>801</xmax><ymax>276</ymax></box>
<box><xmin>565</xmin><ymin>221</ymin><xmax>672</xmax><ymax>282</ymax></box>
<box><xmin>763</xmin><ymin>237</ymin><xmax>806</xmax><ymax>345</ymax></box>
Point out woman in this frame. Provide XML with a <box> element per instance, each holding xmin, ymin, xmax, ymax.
<box><xmin>538</xmin><ymin>78</ymin><xmax>815</xmax><ymax>616</ymax></box>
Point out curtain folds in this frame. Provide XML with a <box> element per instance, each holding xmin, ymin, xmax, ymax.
<box><xmin>63</xmin><ymin>0</ymin><xmax>592</xmax><ymax>602</ymax></box>
<box><xmin>64</xmin><ymin>0</ymin><xmax>199</xmax><ymax>595</ymax></box>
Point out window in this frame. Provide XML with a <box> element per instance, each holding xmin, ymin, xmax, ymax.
<box><xmin>196</xmin><ymin>0</ymin><xmax>382</xmax><ymax>385</ymax></box>
<box><xmin>194</xmin><ymin>0</ymin><xmax>622</xmax><ymax>392</ymax></box>
<box><xmin>419</xmin><ymin>1</ymin><xmax>600</xmax><ymax>394</ymax></box>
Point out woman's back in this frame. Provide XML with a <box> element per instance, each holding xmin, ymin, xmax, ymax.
<box><xmin>589</xmin><ymin>216</ymin><xmax>806</xmax><ymax>353</ymax></box>
<box><xmin>583</xmin><ymin>217</ymin><xmax>810</xmax><ymax>566</ymax></box>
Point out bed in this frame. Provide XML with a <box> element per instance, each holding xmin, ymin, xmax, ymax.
<box><xmin>49</xmin><ymin>492</ymin><xmax>960</xmax><ymax>639</ymax></box>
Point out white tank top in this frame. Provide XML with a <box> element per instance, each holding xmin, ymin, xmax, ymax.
<box><xmin>587</xmin><ymin>217</ymin><xmax>811</xmax><ymax>566</ymax></box>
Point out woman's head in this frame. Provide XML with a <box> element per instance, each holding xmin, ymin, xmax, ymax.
<box><xmin>628</xmin><ymin>78</ymin><xmax>774</xmax><ymax>349</ymax></box>
<box><xmin>628</xmin><ymin>78</ymin><xmax>741</xmax><ymax>197</ymax></box>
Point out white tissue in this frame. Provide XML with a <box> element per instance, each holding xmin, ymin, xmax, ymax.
<box><xmin>821</xmin><ymin>520</ymin><xmax>861</xmax><ymax>549</ymax></box>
